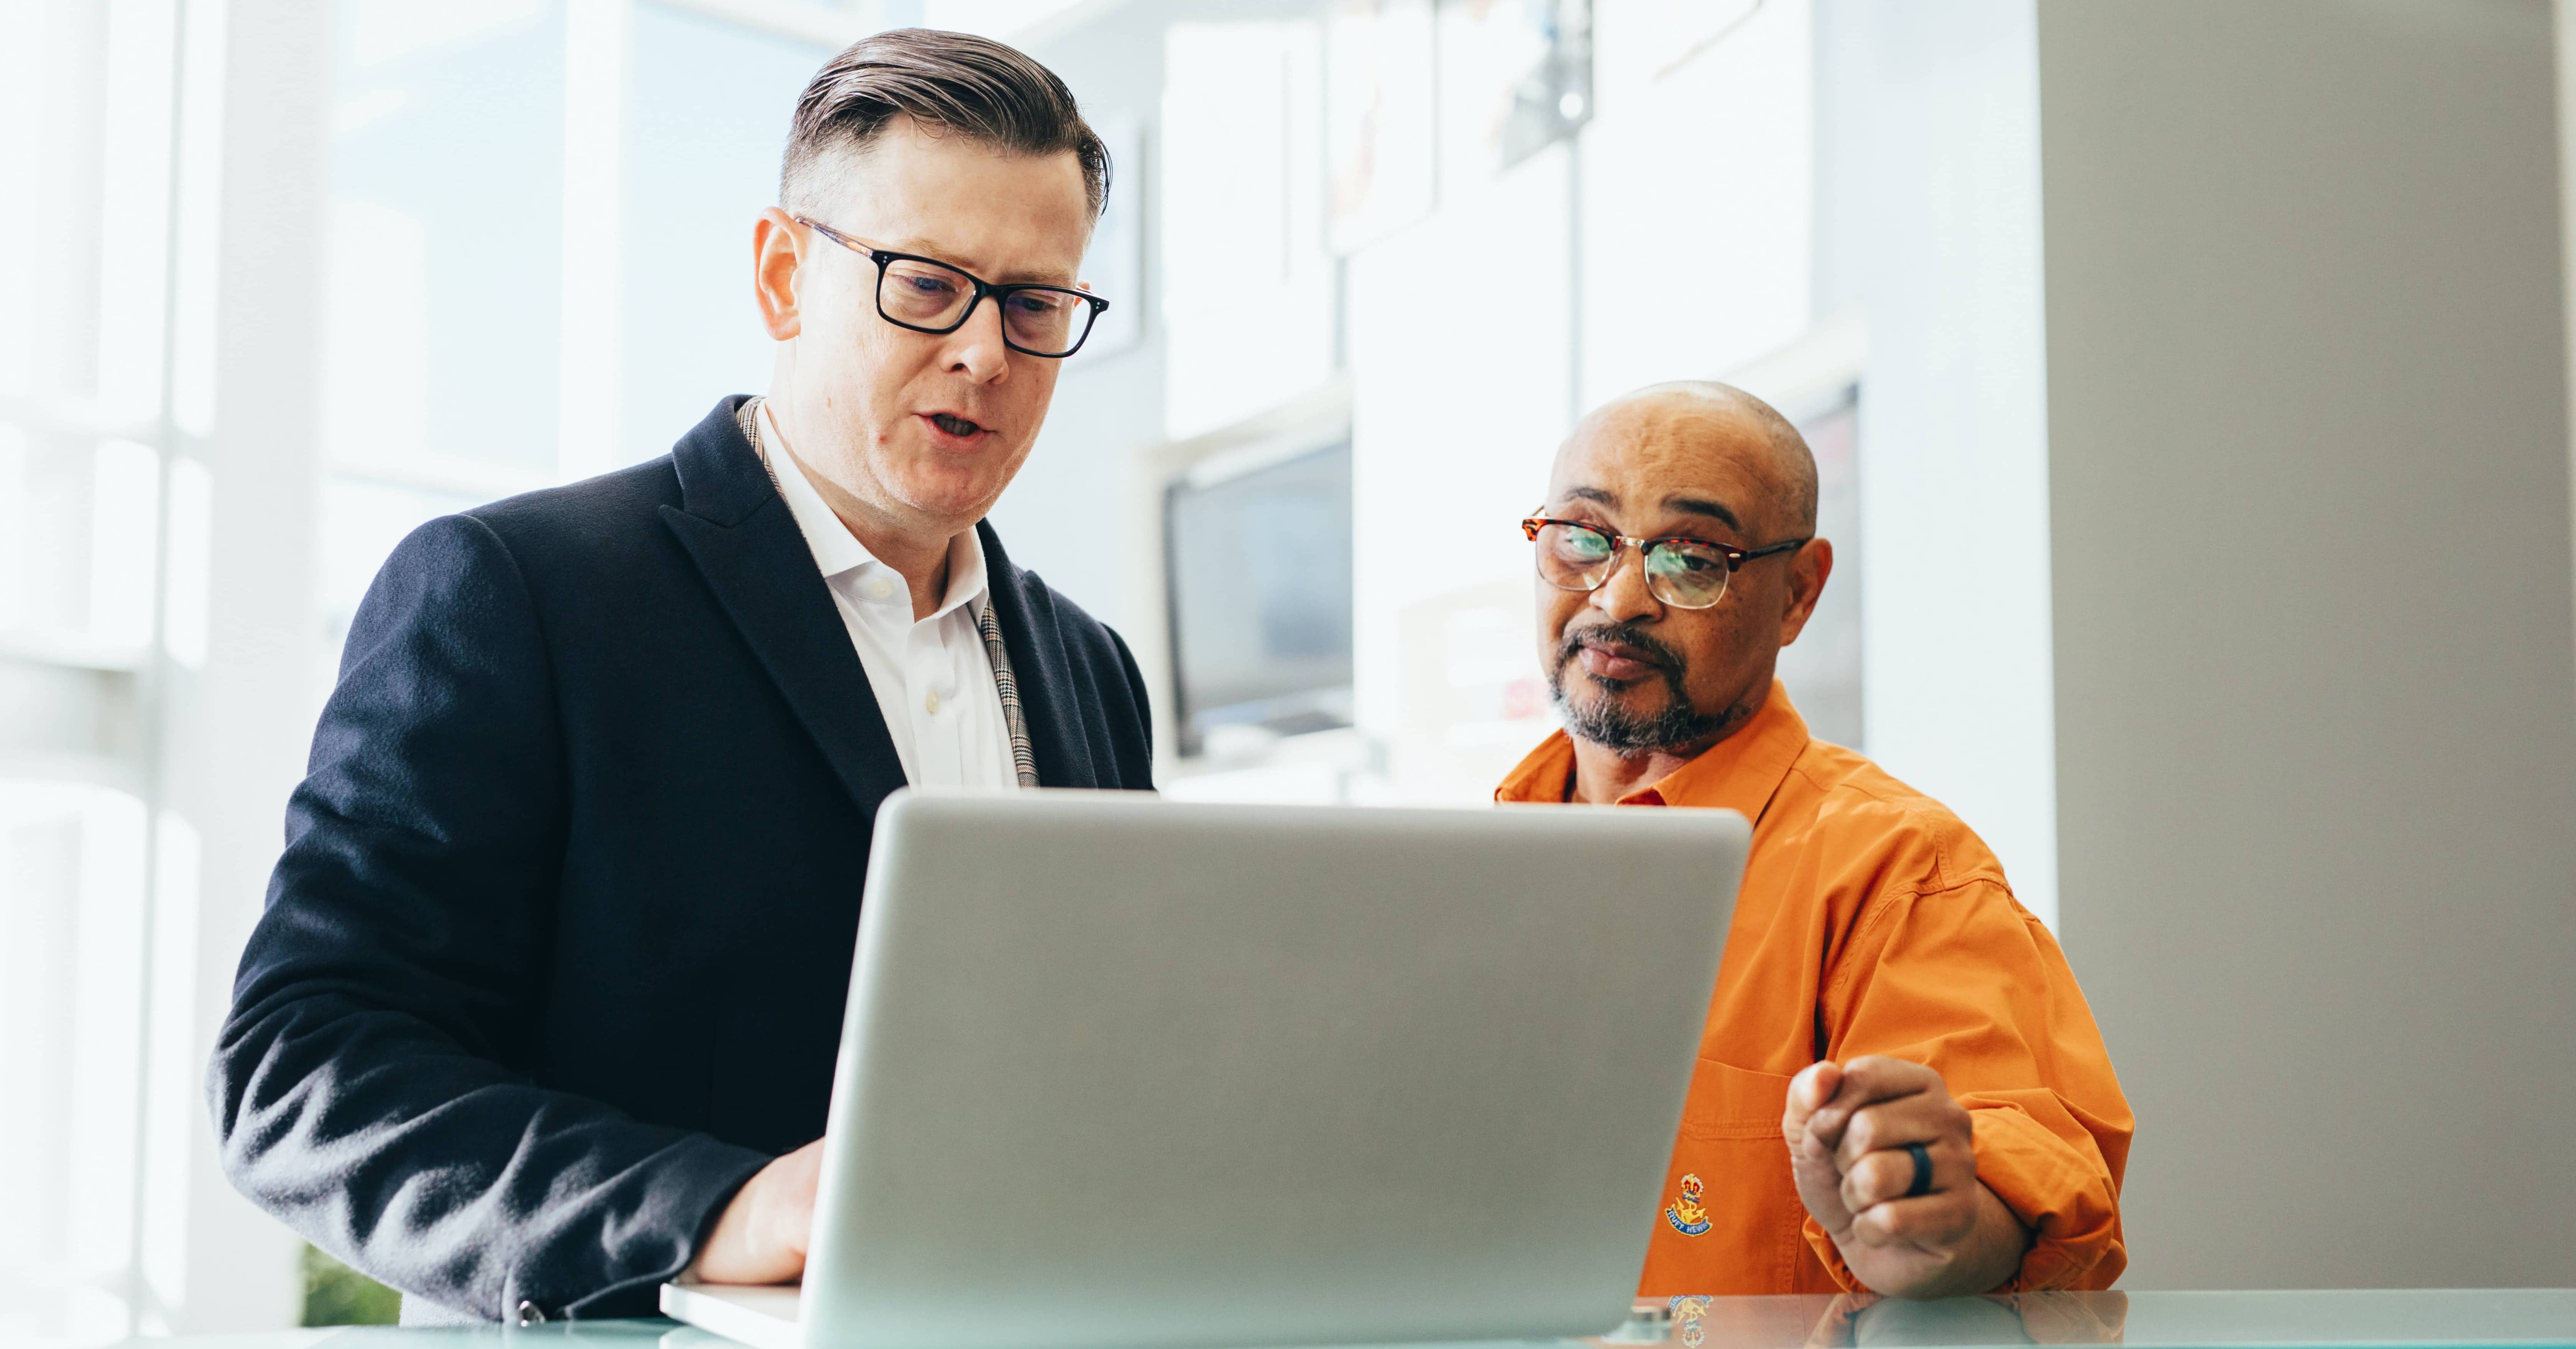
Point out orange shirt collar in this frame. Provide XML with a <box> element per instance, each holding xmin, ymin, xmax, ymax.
<box><xmin>1494</xmin><ymin>679</ymin><xmax>1812</xmax><ymax>822</ymax></box>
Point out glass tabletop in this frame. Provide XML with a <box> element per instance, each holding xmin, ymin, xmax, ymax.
<box><xmin>92</xmin><ymin>1289</ymin><xmax>2576</xmax><ymax>1349</ymax></box>
<box><xmin>1649</xmin><ymin>1290</ymin><xmax>2576</xmax><ymax>1348</ymax></box>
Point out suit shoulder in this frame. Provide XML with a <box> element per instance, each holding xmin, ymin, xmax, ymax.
<box><xmin>459</xmin><ymin>457</ymin><xmax>684</xmax><ymax>569</ymax></box>
<box><xmin>1012</xmin><ymin>567</ymin><xmax>1132</xmax><ymax>659</ymax></box>
<box><xmin>1035</xmin><ymin>576</ymin><xmax>1115</xmax><ymax>645</ymax></box>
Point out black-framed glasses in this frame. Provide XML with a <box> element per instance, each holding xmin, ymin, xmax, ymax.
<box><xmin>795</xmin><ymin>215</ymin><xmax>1111</xmax><ymax>358</ymax></box>
<box><xmin>1521</xmin><ymin>516</ymin><xmax>1809</xmax><ymax>610</ymax></box>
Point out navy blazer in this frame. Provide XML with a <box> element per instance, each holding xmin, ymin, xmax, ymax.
<box><xmin>210</xmin><ymin>397</ymin><xmax>1155</xmax><ymax>1322</ymax></box>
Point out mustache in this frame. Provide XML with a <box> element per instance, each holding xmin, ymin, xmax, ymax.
<box><xmin>1548</xmin><ymin>619</ymin><xmax>1727</xmax><ymax>754</ymax></box>
<box><xmin>1554</xmin><ymin>620</ymin><xmax>1689</xmax><ymax>678</ymax></box>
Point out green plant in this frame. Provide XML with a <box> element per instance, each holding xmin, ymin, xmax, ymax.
<box><xmin>300</xmin><ymin>1242</ymin><xmax>400</xmax><ymax>1327</ymax></box>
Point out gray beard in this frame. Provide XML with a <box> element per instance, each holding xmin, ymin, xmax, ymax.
<box><xmin>1547</xmin><ymin>627</ymin><xmax>1735</xmax><ymax>755</ymax></box>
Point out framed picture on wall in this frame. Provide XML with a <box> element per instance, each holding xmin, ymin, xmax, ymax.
<box><xmin>1436</xmin><ymin>0</ymin><xmax>1591</xmax><ymax>187</ymax></box>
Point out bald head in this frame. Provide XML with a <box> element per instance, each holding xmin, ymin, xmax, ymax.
<box><xmin>1533</xmin><ymin>379</ymin><xmax>1835</xmax><ymax>767</ymax></box>
<box><xmin>1554</xmin><ymin>381</ymin><xmax>1818</xmax><ymax>537</ymax></box>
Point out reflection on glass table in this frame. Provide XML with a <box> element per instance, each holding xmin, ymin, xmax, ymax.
<box><xmin>90</xmin><ymin>1288</ymin><xmax>2576</xmax><ymax>1349</ymax></box>
<box><xmin>1652</xmin><ymin>1291</ymin><xmax>2576</xmax><ymax>1349</ymax></box>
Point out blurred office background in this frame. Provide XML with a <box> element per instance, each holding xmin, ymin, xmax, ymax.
<box><xmin>4</xmin><ymin>0</ymin><xmax>2574</xmax><ymax>1341</ymax></box>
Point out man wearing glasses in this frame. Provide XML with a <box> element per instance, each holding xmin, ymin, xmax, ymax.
<box><xmin>1500</xmin><ymin>383</ymin><xmax>2132</xmax><ymax>1298</ymax></box>
<box><xmin>212</xmin><ymin>31</ymin><xmax>1148</xmax><ymax>1323</ymax></box>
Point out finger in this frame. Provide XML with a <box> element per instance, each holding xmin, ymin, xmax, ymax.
<box><xmin>1827</xmin><ymin>1056</ymin><xmax>1938</xmax><ymax>1115</ymax></box>
<box><xmin>1842</xmin><ymin>1191</ymin><xmax>1982</xmax><ymax>1252</ymax></box>
<box><xmin>1805</xmin><ymin>1064</ymin><xmax>1878</xmax><ymax>1153</ymax></box>
<box><xmin>1804</xmin><ymin>1056</ymin><xmax>1935</xmax><ymax>1142</ymax></box>
<box><xmin>1838</xmin><ymin>1135</ymin><xmax>1973</xmax><ymax>1212</ymax></box>
<box><xmin>1783</xmin><ymin>1060</ymin><xmax>1843</xmax><ymax>1144</ymax></box>
<box><xmin>1836</xmin><ymin>1092</ymin><xmax>1971</xmax><ymax>1174</ymax></box>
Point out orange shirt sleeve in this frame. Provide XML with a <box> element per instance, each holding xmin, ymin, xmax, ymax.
<box><xmin>1802</xmin><ymin>873</ymin><xmax>2134</xmax><ymax>1292</ymax></box>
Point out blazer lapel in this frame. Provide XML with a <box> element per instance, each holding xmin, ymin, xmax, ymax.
<box><xmin>659</xmin><ymin>397</ymin><xmax>910</xmax><ymax>816</ymax></box>
<box><xmin>978</xmin><ymin>521</ymin><xmax>1101</xmax><ymax>788</ymax></box>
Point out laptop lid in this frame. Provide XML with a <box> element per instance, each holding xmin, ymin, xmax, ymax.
<box><xmin>800</xmin><ymin>790</ymin><xmax>1748</xmax><ymax>1349</ymax></box>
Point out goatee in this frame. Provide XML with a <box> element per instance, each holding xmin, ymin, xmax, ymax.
<box><xmin>1547</xmin><ymin>621</ymin><xmax>1734</xmax><ymax>755</ymax></box>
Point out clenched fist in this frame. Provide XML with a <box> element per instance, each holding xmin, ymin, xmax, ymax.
<box><xmin>1782</xmin><ymin>1056</ymin><xmax>2031</xmax><ymax>1299</ymax></box>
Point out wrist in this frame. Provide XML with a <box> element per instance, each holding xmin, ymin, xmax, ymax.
<box><xmin>690</xmin><ymin>1166</ymin><xmax>781</xmax><ymax>1283</ymax></box>
<box><xmin>690</xmin><ymin>1139</ymin><xmax>822</xmax><ymax>1285</ymax></box>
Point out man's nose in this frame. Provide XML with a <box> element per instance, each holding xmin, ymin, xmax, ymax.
<box><xmin>1589</xmin><ymin>546</ymin><xmax>1664</xmax><ymax>623</ymax></box>
<box><xmin>941</xmin><ymin>295</ymin><xmax>1012</xmax><ymax>383</ymax></box>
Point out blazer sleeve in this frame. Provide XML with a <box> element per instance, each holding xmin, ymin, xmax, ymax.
<box><xmin>207</xmin><ymin>514</ymin><xmax>769</xmax><ymax>1321</ymax></box>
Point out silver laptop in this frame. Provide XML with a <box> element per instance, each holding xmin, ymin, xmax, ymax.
<box><xmin>664</xmin><ymin>789</ymin><xmax>1748</xmax><ymax>1349</ymax></box>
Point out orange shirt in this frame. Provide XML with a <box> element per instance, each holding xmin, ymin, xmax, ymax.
<box><xmin>1496</xmin><ymin>680</ymin><xmax>2132</xmax><ymax>1296</ymax></box>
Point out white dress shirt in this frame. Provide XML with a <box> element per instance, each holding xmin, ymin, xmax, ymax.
<box><xmin>758</xmin><ymin>402</ymin><xmax>1018</xmax><ymax>790</ymax></box>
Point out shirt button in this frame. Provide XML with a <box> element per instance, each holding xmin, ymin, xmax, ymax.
<box><xmin>925</xmin><ymin>690</ymin><xmax>941</xmax><ymax>715</ymax></box>
<box><xmin>869</xmin><ymin>577</ymin><xmax>894</xmax><ymax>600</ymax></box>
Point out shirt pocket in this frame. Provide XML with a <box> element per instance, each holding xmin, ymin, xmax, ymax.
<box><xmin>1677</xmin><ymin>1059</ymin><xmax>1795</xmax><ymax>1141</ymax></box>
<box><xmin>1640</xmin><ymin>1059</ymin><xmax>1809</xmax><ymax>1295</ymax></box>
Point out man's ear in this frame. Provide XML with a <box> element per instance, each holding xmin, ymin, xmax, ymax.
<box><xmin>753</xmin><ymin>207</ymin><xmax>804</xmax><ymax>342</ymax></box>
<box><xmin>1775</xmin><ymin>537</ymin><xmax>1835</xmax><ymax>647</ymax></box>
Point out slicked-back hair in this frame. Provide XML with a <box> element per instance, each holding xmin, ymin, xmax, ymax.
<box><xmin>783</xmin><ymin>27</ymin><xmax>1110</xmax><ymax>220</ymax></box>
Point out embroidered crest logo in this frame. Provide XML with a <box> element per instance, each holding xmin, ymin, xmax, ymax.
<box><xmin>1663</xmin><ymin>1172</ymin><xmax>1711</xmax><ymax>1236</ymax></box>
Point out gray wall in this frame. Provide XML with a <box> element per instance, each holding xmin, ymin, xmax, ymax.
<box><xmin>2040</xmin><ymin>0</ymin><xmax>2576</xmax><ymax>1288</ymax></box>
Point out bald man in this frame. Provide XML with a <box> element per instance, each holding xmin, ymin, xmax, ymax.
<box><xmin>1498</xmin><ymin>383</ymin><xmax>2132</xmax><ymax>1299</ymax></box>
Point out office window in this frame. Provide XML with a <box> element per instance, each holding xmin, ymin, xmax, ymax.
<box><xmin>312</xmin><ymin>0</ymin><xmax>828</xmax><ymax>670</ymax></box>
<box><xmin>620</xmin><ymin>3</ymin><xmax>826</xmax><ymax>467</ymax></box>
<box><xmin>327</xmin><ymin>0</ymin><xmax>566</xmax><ymax>480</ymax></box>
<box><xmin>2</xmin><ymin>4</ymin><xmax>848</xmax><ymax>1337</ymax></box>
<box><xmin>315</xmin><ymin>0</ymin><xmax>566</xmax><ymax>668</ymax></box>
<box><xmin>0</xmin><ymin>1</ymin><xmax>212</xmax><ymax>1341</ymax></box>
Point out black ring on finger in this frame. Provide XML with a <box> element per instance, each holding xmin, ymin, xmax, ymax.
<box><xmin>1903</xmin><ymin>1141</ymin><xmax>1934</xmax><ymax>1198</ymax></box>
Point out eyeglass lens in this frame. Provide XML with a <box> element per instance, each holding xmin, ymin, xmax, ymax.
<box><xmin>878</xmin><ymin>256</ymin><xmax>1095</xmax><ymax>356</ymax></box>
<box><xmin>1533</xmin><ymin>522</ymin><xmax>1734</xmax><ymax>609</ymax></box>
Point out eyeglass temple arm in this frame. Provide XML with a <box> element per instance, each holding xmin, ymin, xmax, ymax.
<box><xmin>792</xmin><ymin>215</ymin><xmax>856</xmax><ymax>250</ymax></box>
<box><xmin>1733</xmin><ymin>537</ymin><xmax>1812</xmax><ymax>565</ymax></box>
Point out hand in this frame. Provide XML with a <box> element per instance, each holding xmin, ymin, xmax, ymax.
<box><xmin>1781</xmin><ymin>1056</ymin><xmax>2030</xmax><ymax>1299</ymax></box>
<box><xmin>690</xmin><ymin>1139</ymin><xmax>825</xmax><ymax>1285</ymax></box>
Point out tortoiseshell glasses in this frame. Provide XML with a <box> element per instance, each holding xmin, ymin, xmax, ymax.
<box><xmin>1521</xmin><ymin>517</ymin><xmax>1808</xmax><ymax>610</ymax></box>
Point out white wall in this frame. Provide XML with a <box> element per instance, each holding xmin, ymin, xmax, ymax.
<box><xmin>1347</xmin><ymin>141</ymin><xmax>1574</xmax><ymax>777</ymax></box>
<box><xmin>986</xmin><ymin>7</ymin><xmax>1168</xmax><ymax>641</ymax></box>
<box><xmin>1812</xmin><ymin>0</ymin><xmax>2058</xmax><ymax>926</ymax></box>
<box><xmin>1005</xmin><ymin>0</ymin><xmax>1330</xmax><ymax>655</ymax></box>
<box><xmin>1584</xmin><ymin>0</ymin><xmax>1812</xmax><ymax>409</ymax></box>
<box><xmin>2040</xmin><ymin>0</ymin><xmax>2576</xmax><ymax>1288</ymax></box>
